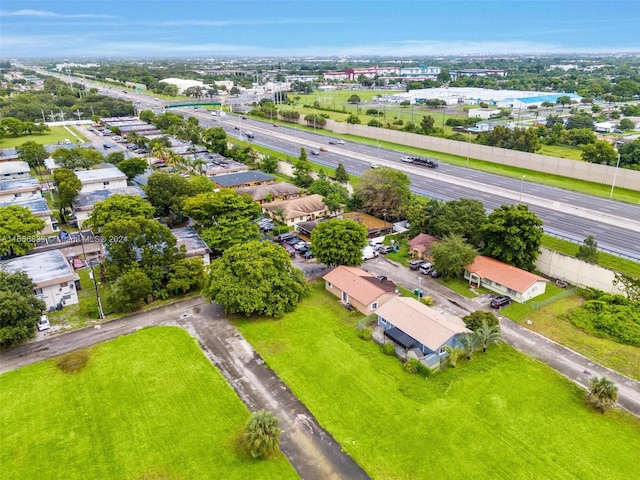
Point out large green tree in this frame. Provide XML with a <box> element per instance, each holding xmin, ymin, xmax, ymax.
<box><xmin>107</xmin><ymin>269</ymin><xmax>153</xmax><ymax>313</ymax></box>
<box><xmin>116</xmin><ymin>157</ymin><xmax>148</xmax><ymax>180</ymax></box>
<box><xmin>86</xmin><ymin>194</ymin><xmax>155</xmax><ymax>231</ymax></box>
<box><xmin>144</xmin><ymin>172</ymin><xmax>194</xmax><ymax>216</ymax></box>
<box><xmin>182</xmin><ymin>189</ymin><xmax>261</xmax><ymax>256</ymax></box>
<box><xmin>0</xmin><ymin>205</ymin><xmax>46</xmax><ymax>257</ymax></box>
<box><xmin>52</xmin><ymin>168</ymin><xmax>81</xmax><ymax>218</ymax></box>
<box><xmin>576</xmin><ymin>235</ymin><xmax>599</xmax><ymax>264</ymax></box>
<box><xmin>430</xmin><ymin>235</ymin><xmax>478</xmax><ymax>280</ymax></box>
<box><xmin>0</xmin><ymin>271</ymin><xmax>46</xmax><ymax>348</ymax></box>
<box><xmin>481</xmin><ymin>204</ymin><xmax>544</xmax><ymax>271</ymax></box>
<box><xmin>16</xmin><ymin>141</ymin><xmax>48</xmax><ymax>173</ymax></box>
<box><xmin>311</xmin><ymin>218</ymin><xmax>368</xmax><ymax>266</ymax></box>
<box><xmin>166</xmin><ymin>257</ymin><xmax>206</xmax><ymax>295</ymax></box>
<box><xmin>334</xmin><ymin>162</ymin><xmax>349</xmax><ymax>183</ymax></box>
<box><xmin>206</xmin><ymin>241</ymin><xmax>309</xmax><ymax>317</ymax></box>
<box><xmin>581</xmin><ymin>140</ymin><xmax>617</xmax><ymax>165</ymax></box>
<box><xmin>462</xmin><ymin>311</ymin><xmax>499</xmax><ymax>331</ymax></box>
<box><xmin>474</xmin><ymin>321</ymin><xmax>502</xmax><ymax>353</ymax></box>
<box><xmin>431</xmin><ymin>198</ymin><xmax>486</xmax><ymax>248</ymax></box>
<box><xmin>52</xmin><ymin>147</ymin><xmax>103</xmax><ymax>170</ymax></box>
<box><xmin>353</xmin><ymin>167</ymin><xmax>411</xmax><ymax>220</ymax></box>
<box><xmin>405</xmin><ymin>197</ymin><xmax>443</xmax><ymax>237</ymax></box>
<box><xmin>101</xmin><ymin>218</ymin><xmax>179</xmax><ymax>289</ymax></box>
<box><xmin>618</xmin><ymin>138</ymin><xmax>640</xmax><ymax>169</ymax></box>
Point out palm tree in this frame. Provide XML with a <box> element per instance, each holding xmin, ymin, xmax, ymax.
<box><xmin>244</xmin><ymin>410</ymin><xmax>282</xmax><ymax>458</ymax></box>
<box><xmin>165</xmin><ymin>151</ymin><xmax>184</xmax><ymax>170</ymax></box>
<box><xmin>443</xmin><ymin>345</ymin><xmax>464</xmax><ymax>368</ymax></box>
<box><xmin>475</xmin><ymin>321</ymin><xmax>502</xmax><ymax>353</ymax></box>
<box><xmin>588</xmin><ymin>377</ymin><xmax>618</xmax><ymax>411</ymax></box>
<box><xmin>458</xmin><ymin>333</ymin><xmax>480</xmax><ymax>360</ymax></box>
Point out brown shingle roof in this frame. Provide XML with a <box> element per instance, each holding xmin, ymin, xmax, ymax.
<box><xmin>466</xmin><ymin>256</ymin><xmax>549</xmax><ymax>293</ymax></box>
<box><xmin>407</xmin><ymin>233</ymin><xmax>440</xmax><ymax>253</ymax></box>
<box><xmin>323</xmin><ymin>265</ymin><xmax>396</xmax><ymax>305</ymax></box>
<box><xmin>376</xmin><ymin>297</ymin><xmax>470</xmax><ymax>351</ymax></box>
<box><xmin>262</xmin><ymin>194</ymin><xmax>328</xmax><ymax>221</ymax></box>
<box><xmin>236</xmin><ymin>181</ymin><xmax>302</xmax><ymax>201</ymax></box>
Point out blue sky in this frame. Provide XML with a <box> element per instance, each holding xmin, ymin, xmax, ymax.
<box><xmin>1</xmin><ymin>0</ymin><xmax>639</xmax><ymax>58</ymax></box>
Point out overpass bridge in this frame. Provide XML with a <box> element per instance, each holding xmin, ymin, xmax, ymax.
<box><xmin>163</xmin><ymin>98</ymin><xmax>225</xmax><ymax>109</ymax></box>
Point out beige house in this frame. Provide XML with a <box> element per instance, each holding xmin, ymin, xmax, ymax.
<box><xmin>262</xmin><ymin>194</ymin><xmax>342</xmax><ymax>226</ymax></box>
<box><xmin>407</xmin><ymin>233</ymin><xmax>440</xmax><ymax>260</ymax></box>
<box><xmin>236</xmin><ymin>181</ymin><xmax>302</xmax><ymax>205</ymax></box>
<box><xmin>75</xmin><ymin>167</ymin><xmax>127</xmax><ymax>193</ymax></box>
<box><xmin>465</xmin><ymin>256</ymin><xmax>549</xmax><ymax>303</ymax></box>
<box><xmin>323</xmin><ymin>265</ymin><xmax>399</xmax><ymax>315</ymax></box>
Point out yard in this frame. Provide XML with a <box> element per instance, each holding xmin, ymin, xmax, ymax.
<box><xmin>0</xmin><ymin>125</ymin><xmax>87</xmax><ymax>149</ymax></box>
<box><xmin>235</xmin><ymin>282</ymin><xmax>640</xmax><ymax>480</ymax></box>
<box><xmin>0</xmin><ymin>327</ymin><xmax>297</xmax><ymax>480</ymax></box>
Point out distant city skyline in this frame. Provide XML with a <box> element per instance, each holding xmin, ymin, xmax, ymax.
<box><xmin>2</xmin><ymin>0</ymin><xmax>639</xmax><ymax>58</ymax></box>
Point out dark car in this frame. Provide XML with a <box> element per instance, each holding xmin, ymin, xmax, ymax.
<box><xmin>491</xmin><ymin>296</ymin><xmax>512</xmax><ymax>309</ymax></box>
<box><xmin>378</xmin><ymin>245</ymin><xmax>393</xmax><ymax>254</ymax></box>
<box><xmin>430</xmin><ymin>270</ymin><xmax>440</xmax><ymax>278</ymax></box>
<box><xmin>328</xmin><ymin>140</ymin><xmax>336</xmax><ymax>145</ymax></box>
<box><xmin>409</xmin><ymin>259</ymin><xmax>426</xmax><ymax>270</ymax></box>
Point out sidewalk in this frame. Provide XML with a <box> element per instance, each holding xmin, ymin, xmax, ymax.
<box><xmin>361</xmin><ymin>256</ymin><xmax>640</xmax><ymax>418</ymax></box>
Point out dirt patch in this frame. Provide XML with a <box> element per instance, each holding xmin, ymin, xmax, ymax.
<box><xmin>55</xmin><ymin>350</ymin><xmax>90</xmax><ymax>373</ymax></box>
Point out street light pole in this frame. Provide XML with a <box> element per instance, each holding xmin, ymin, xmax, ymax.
<box><xmin>520</xmin><ymin>175</ymin><xmax>526</xmax><ymax>202</ymax></box>
<box><xmin>610</xmin><ymin>153</ymin><xmax>621</xmax><ymax>199</ymax></box>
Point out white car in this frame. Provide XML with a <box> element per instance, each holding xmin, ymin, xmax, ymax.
<box><xmin>37</xmin><ymin>314</ymin><xmax>50</xmax><ymax>331</ymax></box>
<box><xmin>335</xmin><ymin>139</ymin><xmax>345</xmax><ymax>145</ymax></box>
<box><xmin>401</xmin><ymin>156</ymin><xmax>413</xmax><ymax>163</ymax></box>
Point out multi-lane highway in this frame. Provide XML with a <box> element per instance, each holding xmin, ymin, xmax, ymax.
<box><xmin>179</xmin><ymin>108</ymin><xmax>640</xmax><ymax>260</ymax></box>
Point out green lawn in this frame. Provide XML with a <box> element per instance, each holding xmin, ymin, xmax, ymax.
<box><xmin>0</xmin><ymin>327</ymin><xmax>297</xmax><ymax>480</ymax></box>
<box><xmin>0</xmin><ymin>126</ymin><xmax>86</xmax><ymax>149</ymax></box>
<box><xmin>508</xmin><ymin>294</ymin><xmax>640</xmax><ymax>381</ymax></box>
<box><xmin>235</xmin><ymin>282</ymin><xmax>640</xmax><ymax>480</ymax></box>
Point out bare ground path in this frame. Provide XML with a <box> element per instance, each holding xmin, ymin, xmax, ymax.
<box><xmin>0</xmin><ymin>297</ymin><xmax>369</xmax><ymax>480</ymax></box>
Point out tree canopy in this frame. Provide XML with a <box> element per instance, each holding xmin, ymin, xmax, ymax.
<box><xmin>353</xmin><ymin>167</ymin><xmax>411</xmax><ymax>220</ymax></box>
<box><xmin>52</xmin><ymin>168</ymin><xmax>81</xmax><ymax>218</ymax></box>
<box><xmin>430</xmin><ymin>235</ymin><xmax>478</xmax><ymax>280</ymax></box>
<box><xmin>86</xmin><ymin>194</ymin><xmax>155</xmax><ymax>231</ymax></box>
<box><xmin>0</xmin><ymin>270</ymin><xmax>46</xmax><ymax>348</ymax></box>
<box><xmin>52</xmin><ymin>147</ymin><xmax>104</xmax><ymax>170</ymax></box>
<box><xmin>0</xmin><ymin>205</ymin><xmax>46</xmax><ymax>257</ymax></box>
<box><xmin>205</xmin><ymin>241</ymin><xmax>309</xmax><ymax>317</ymax></box>
<box><xmin>116</xmin><ymin>157</ymin><xmax>148</xmax><ymax>180</ymax></box>
<box><xmin>16</xmin><ymin>141</ymin><xmax>48</xmax><ymax>172</ymax></box>
<box><xmin>431</xmin><ymin>198</ymin><xmax>486</xmax><ymax>248</ymax></box>
<box><xmin>144</xmin><ymin>172</ymin><xmax>194</xmax><ymax>216</ymax></box>
<box><xmin>311</xmin><ymin>218</ymin><xmax>368</xmax><ymax>266</ymax></box>
<box><xmin>481</xmin><ymin>204</ymin><xmax>544</xmax><ymax>271</ymax></box>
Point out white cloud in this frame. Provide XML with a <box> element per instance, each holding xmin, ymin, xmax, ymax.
<box><xmin>0</xmin><ymin>9</ymin><xmax>116</xmax><ymax>19</ymax></box>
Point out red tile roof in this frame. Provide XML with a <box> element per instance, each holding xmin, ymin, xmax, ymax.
<box><xmin>466</xmin><ymin>256</ymin><xmax>548</xmax><ymax>293</ymax></box>
<box><xmin>323</xmin><ymin>266</ymin><xmax>396</xmax><ymax>305</ymax></box>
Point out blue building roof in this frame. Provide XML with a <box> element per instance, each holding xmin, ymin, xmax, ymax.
<box><xmin>515</xmin><ymin>94</ymin><xmax>581</xmax><ymax>104</ymax></box>
<box><xmin>210</xmin><ymin>170</ymin><xmax>274</xmax><ymax>188</ymax></box>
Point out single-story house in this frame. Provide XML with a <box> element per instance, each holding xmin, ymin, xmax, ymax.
<box><xmin>468</xmin><ymin>108</ymin><xmax>501</xmax><ymax>120</ymax></box>
<box><xmin>322</xmin><ymin>265</ymin><xmax>399</xmax><ymax>315</ymax></box>
<box><xmin>0</xmin><ymin>197</ymin><xmax>57</xmax><ymax>234</ymax></box>
<box><xmin>0</xmin><ymin>161</ymin><xmax>31</xmax><ymax>179</ymax></box>
<box><xmin>594</xmin><ymin>121</ymin><xmax>616</xmax><ymax>133</ymax></box>
<box><xmin>407</xmin><ymin>233</ymin><xmax>440</xmax><ymax>260</ymax></box>
<box><xmin>236</xmin><ymin>181</ymin><xmax>302</xmax><ymax>205</ymax></box>
<box><xmin>342</xmin><ymin>211</ymin><xmax>392</xmax><ymax>238</ymax></box>
<box><xmin>262</xmin><ymin>194</ymin><xmax>342</xmax><ymax>226</ymax></box>
<box><xmin>465</xmin><ymin>255</ymin><xmax>549</xmax><ymax>303</ymax></box>
<box><xmin>1</xmin><ymin>250</ymin><xmax>79</xmax><ymax>310</ymax></box>
<box><xmin>376</xmin><ymin>296</ymin><xmax>471</xmax><ymax>369</ymax></box>
<box><xmin>72</xmin><ymin>187</ymin><xmax>147</xmax><ymax>228</ymax></box>
<box><xmin>210</xmin><ymin>170</ymin><xmax>275</xmax><ymax>189</ymax></box>
<box><xmin>0</xmin><ymin>178</ymin><xmax>42</xmax><ymax>203</ymax></box>
<box><xmin>171</xmin><ymin>227</ymin><xmax>211</xmax><ymax>266</ymax></box>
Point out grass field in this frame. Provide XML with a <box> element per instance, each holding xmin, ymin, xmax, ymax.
<box><xmin>0</xmin><ymin>327</ymin><xmax>297</xmax><ymax>480</ymax></box>
<box><xmin>0</xmin><ymin>126</ymin><xmax>87</xmax><ymax>149</ymax></box>
<box><xmin>235</xmin><ymin>282</ymin><xmax>640</xmax><ymax>480</ymax></box>
<box><xmin>507</xmin><ymin>294</ymin><xmax>640</xmax><ymax>381</ymax></box>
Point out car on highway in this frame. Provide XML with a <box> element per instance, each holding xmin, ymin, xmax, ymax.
<box><xmin>273</xmin><ymin>124</ymin><xmax>278</xmax><ymax>127</ymax></box>
<box><xmin>328</xmin><ymin>140</ymin><xmax>336</xmax><ymax>145</ymax></box>
<box><xmin>310</xmin><ymin>149</ymin><xmax>320</xmax><ymax>155</ymax></box>
<box><xmin>319</xmin><ymin>146</ymin><xmax>328</xmax><ymax>152</ymax></box>
<box><xmin>335</xmin><ymin>139</ymin><xmax>345</xmax><ymax>145</ymax></box>
<box><xmin>401</xmin><ymin>156</ymin><xmax>413</xmax><ymax>163</ymax></box>
<box><xmin>37</xmin><ymin>314</ymin><xmax>50</xmax><ymax>331</ymax></box>
<box><xmin>370</xmin><ymin>163</ymin><xmax>379</xmax><ymax>168</ymax></box>
<box><xmin>490</xmin><ymin>295</ymin><xmax>512</xmax><ymax>309</ymax></box>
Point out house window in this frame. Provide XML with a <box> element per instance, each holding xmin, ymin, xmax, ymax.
<box><xmin>34</xmin><ymin>288</ymin><xmax>43</xmax><ymax>295</ymax></box>
<box><xmin>371</xmin><ymin>302</ymin><xmax>378</xmax><ymax>310</ymax></box>
<box><xmin>342</xmin><ymin>291</ymin><xmax>348</xmax><ymax>302</ymax></box>
<box><xmin>439</xmin><ymin>346</ymin><xmax>447</xmax><ymax>355</ymax></box>
<box><xmin>14</xmin><ymin>193</ymin><xmax>21</xmax><ymax>198</ymax></box>
<box><xmin>327</xmin><ymin>282</ymin><xmax>332</xmax><ymax>289</ymax></box>
<box><xmin>103</xmin><ymin>181</ymin><xmax>110</xmax><ymax>186</ymax></box>
<box><xmin>507</xmin><ymin>288</ymin><xmax>517</xmax><ymax>295</ymax></box>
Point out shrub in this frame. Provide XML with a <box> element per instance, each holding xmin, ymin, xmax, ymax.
<box><xmin>56</xmin><ymin>350</ymin><xmax>90</xmax><ymax>373</ymax></box>
<box><xmin>382</xmin><ymin>342</ymin><xmax>396</xmax><ymax>355</ymax></box>
<box><xmin>463</xmin><ymin>311</ymin><xmax>499</xmax><ymax>331</ymax></box>
<box><xmin>403</xmin><ymin>359</ymin><xmax>421</xmax><ymax>374</ymax></box>
<box><xmin>357</xmin><ymin>328</ymin><xmax>372</xmax><ymax>340</ymax></box>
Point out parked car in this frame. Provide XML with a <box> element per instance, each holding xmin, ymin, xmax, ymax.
<box><xmin>71</xmin><ymin>257</ymin><xmax>85</xmax><ymax>270</ymax></box>
<box><xmin>491</xmin><ymin>296</ymin><xmax>512</xmax><ymax>309</ymax></box>
<box><xmin>103</xmin><ymin>144</ymin><xmax>111</xmax><ymax>149</ymax></box>
<box><xmin>378</xmin><ymin>245</ymin><xmax>393</xmax><ymax>254</ymax></box>
<box><xmin>419</xmin><ymin>262</ymin><xmax>434</xmax><ymax>275</ymax></box>
<box><xmin>430</xmin><ymin>270</ymin><xmax>440</xmax><ymax>278</ymax></box>
<box><xmin>37</xmin><ymin>314</ymin><xmax>50</xmax><ymax>331</ymax></box>
<box><xmin>282</xmin><ymin>244</ymin><xmax>296</xmax><ymax>256</ymax></box>
<box><xmin>409</xmin><ymin>259</ymin><xmax>426</xmax><ymax>270</ymax></box>
<box><xmin>303</xmin><ymin>250</ymin><xmax>314</xmax><ymax>259</ymax></box>
<box><xmin>275</xmin><ymin>232</ymin><xmax>295</xmax><ymax>243</ymax></box>
<box><xmin>287</xmin><ymin>237</ymin><xmax>303</xmax><ymax>246</ymax></box>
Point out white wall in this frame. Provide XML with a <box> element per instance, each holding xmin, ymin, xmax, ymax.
<box><xmin>37</xmin><ymin>281</ymin><xmax>79</xmax><ymax>310</ymax></box>
<box><xmin>80</xmin><ymin>178</ymin><xmax>127</xmax><ymax>193</ymax></box>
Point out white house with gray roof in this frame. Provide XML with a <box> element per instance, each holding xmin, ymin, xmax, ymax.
<box><xmin>171</xmin><ymin>227</ymin><xmax>211</xmax><ymax>266</ymax></box>
<box><xmin>0</xmin><ymin>197</ymin><xmax>57</xmax><ymax>234</ymax></box>
<box><xmin>75</xmin><ymin>167</ymin><xmax>127</xmax><ymax>193</ymax></box>
<box><xmin>72</xmin><ymin>186</ymin><xmax>147</xmax><ymax>228</ymax></box>
<box><xmin>1</xmin><ymin>250</ymin><xmax>79</xmax><ymax>310</ymax></box>
<box><xmin>0</xmin><ymin>178</ymin><xmax>42</xmax><ymax>203</ymax></box>
<box><xmin>0</xmin><ymin>161</ymin><xmax>31</xmax><ymax>179</ymax></box>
